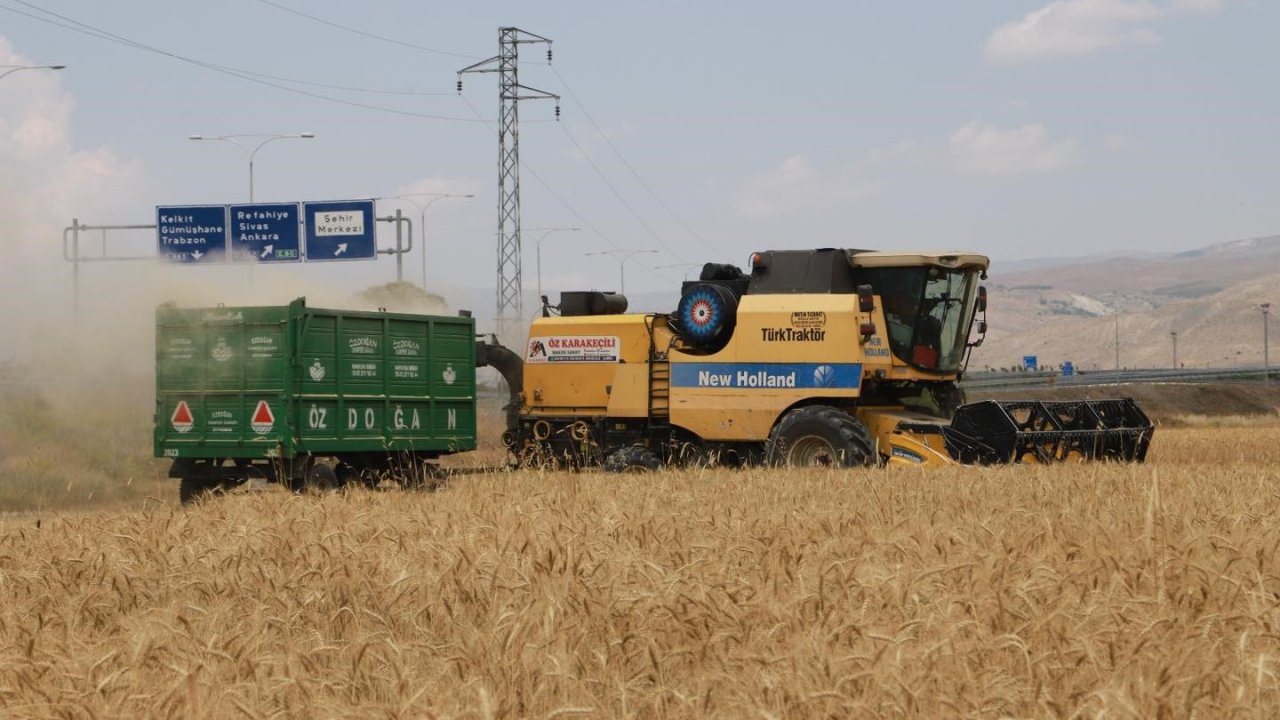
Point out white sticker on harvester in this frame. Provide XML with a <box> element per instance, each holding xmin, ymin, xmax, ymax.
<box><xmin>526</xmin><ymin>335</ymin><xmax>621</xmax><ymax>363</ymax></box>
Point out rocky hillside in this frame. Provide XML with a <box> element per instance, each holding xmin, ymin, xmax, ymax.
<box><xmin>972</xmin><ymin>235</ymin><xmax>1280</xmax><ymax>371</ymax></box>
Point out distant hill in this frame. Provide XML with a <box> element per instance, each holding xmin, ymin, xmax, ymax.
<box><xmin>972</xmin><ymin>234</ymin><xmax>1280</xmax><ymax>371</ymax></box>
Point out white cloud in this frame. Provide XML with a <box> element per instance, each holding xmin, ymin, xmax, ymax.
<box><xmin>0</xmin><ymin>41</ymin><xmax>145</xmax><ymax>261</ymax></box>
<box><xmin>949</xmin><ymin>123</ymin><xmax>1079</xmax><ymax>176</ymax></box>
<box><xmin>0</xmin><ymin>38</ymin><xmax>148</xmax><ymax>357</ymax></box>
<box><xmin>1103</xmin><ymin>132</ymin><xmax>1135</xmax><ymax>151</ymax></box>
<box><xmin>731</xmin><ymin>155</ymin><xmax>877</xmax><ymax>219</ymax></box>
<box><xmin>984</xmin><ymin>0</ymin><xmax>1228</xmax><ymax>63</ymax></box>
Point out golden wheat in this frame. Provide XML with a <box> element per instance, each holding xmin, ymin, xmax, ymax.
<box><xmin>1</xmin><ymin>424</ymin><xmax>1279</xmax><ymax>718</ymax></box>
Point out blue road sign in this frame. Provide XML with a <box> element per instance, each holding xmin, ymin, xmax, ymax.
<box><xmin>303</xmin><ymin>200</ymin><xmax>376</xmax><ymax>261</ymax></box>
<box><xmin>228</xmin><ymin>203</ymin><xmax>301</xmax><ymax>263</ymax></box>
<box><xmin>157</xmin><ymin>205</ymin><xmax>227</xmax><ymax>263</ymax></box>
<box><xmin>1023</xmin><ymin>355</ymin><xmax>1038</xmax><ymax>370</ymax></box>
<box><xmin>1062</xmin><ymin>361</ymin><xmax>1075</xmax><ymax>376</ymax></box>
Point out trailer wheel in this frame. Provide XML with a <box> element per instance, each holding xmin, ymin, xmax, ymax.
<box><xmin>179</xmin><ymin>477</ymin><xmax>220</xmax><ymax>505</ymax></box>
<box><xmin>766</xmin><ymin>406</ymin><xmax>877</xmax><ymax>468</ymax></box>
<box><xmin>603</xmin><ymin>445</ymin><xmax>662</xmax><ymax>473</ymax></box>
<box><xmin>298</xmin><ymin>461</ymin><xmax>341</xmax><ymax>494</ymax></box>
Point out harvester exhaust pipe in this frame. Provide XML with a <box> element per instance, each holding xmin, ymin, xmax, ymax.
<box><xmin>475</xmin><ymin>336</ymin><xmax>524</xmax><ymax>432</ymax></box>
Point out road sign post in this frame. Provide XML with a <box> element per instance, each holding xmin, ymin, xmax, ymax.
<box><xmin>228</xmin><ymin>203</ymin><xmax>301</xmax><ymax>263</ymax></box>
<box><xmin>304</xmin><ymin>200</ymin><xmax>376</xmax><ymax>262</ymax></box>
<box><xmin>156</xmin><ymin>205</ymin><xmax>228</xmax><ymax>263</ymax></box>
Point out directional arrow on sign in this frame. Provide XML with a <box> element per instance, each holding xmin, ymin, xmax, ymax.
<box><xmin>191</xmin><ymin>250</ymin><xmax>205</xmax><ymax>260</ymax></box>
<box><xmin>335</xmin><ymin>243</ymin><xmax>348</xmax><ymax>256</ymax></box>
<box><xmin>260</xmin><ymin>245</ymin><xmax>273</xmax><ymax>259</ymax></box>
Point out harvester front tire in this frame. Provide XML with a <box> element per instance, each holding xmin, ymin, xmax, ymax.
<box><xmin>766</xmin><ymin>406</ymin><xmax>876</xmax><ymax>468</ymax></box>
<box><xmin>603</xmin><ymin>445</ymin><xmax>662</xmax><ymax>473</ymax></box>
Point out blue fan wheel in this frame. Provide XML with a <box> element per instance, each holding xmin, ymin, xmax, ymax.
<box><xmin>677</xmin><ymin>284</ymin><xmax>737</xmax><ymax>351</ymax></box>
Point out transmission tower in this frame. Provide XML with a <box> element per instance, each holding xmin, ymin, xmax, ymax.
<box><xmin>458</xmin><ymin>28</ymin><xmax>559</xmax><ymax>338</ymax></box>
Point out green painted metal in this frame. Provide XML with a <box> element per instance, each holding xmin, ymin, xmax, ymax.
<box><xmin>154</xmin><ymin>298</ymin><xmax>477</xmax><ymax>460</ymax></box>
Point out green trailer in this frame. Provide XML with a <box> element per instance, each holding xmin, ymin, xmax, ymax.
<box><xmin>154</xmin><ymin>298</ymin><xmax>477</xmax><ymax>503</ymax></box>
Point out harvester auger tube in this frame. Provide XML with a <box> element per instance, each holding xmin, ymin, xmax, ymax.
<box><xmin>475</xmin><ymin>337</ymin><xmax>524</xmax><ymax>434</ymax></box>
<box><xmin>944</xmin><ymin>398</ymin><xmax>1154</xmax><ymax>464</ymax></box>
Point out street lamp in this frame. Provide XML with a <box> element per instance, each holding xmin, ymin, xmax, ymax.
<box><xmin>188</xmin><ymin>132</ymin><xmax>316</xmax><ymax>202</ymax></box>
<box><xmin>0</xmin><ymin>64</ymin><xmax>66</xmax><ymax>82</ymax></box>
<box><xmin>585</xmin><ymin>249</ymin><xmax>658</xmax><ymax>295</ymax></box>
<box><xmin>1263</xmin><ymin>303</ymin><xmax>1272</xmax><ymax>385</ymax></box>
<box><xmin>526</xmin><ymin>226</ymin><xmax>580</xmax><ymax>300</ymax></box>
<box><xmin>657</xmin><ymin>262</ymin><xmax>703</xmax><ymax>281</ymax></box>
<box><xmin>391</xmin><ymin>193</ymin><xmax>475</xmax><ymax>289</ymax></box>
<box><xmin>1170</xmin><ymin>331</ymin><xmax>1178</xmax><ymax>369</ymax></box>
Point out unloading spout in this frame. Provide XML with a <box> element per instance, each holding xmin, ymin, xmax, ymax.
<box><xmin>476</xmin><ymin>336</ymin><xmax>524</xmax><ymax>432</ymax></box>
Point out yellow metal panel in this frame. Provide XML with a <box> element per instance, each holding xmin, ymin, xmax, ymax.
<box><xmin>848</xmin><ymin>250</ymin><xmax>990</xmax><ymax>270</ymax></box>
<box><xmin>669</xmin><ymin>294</ymin><xmax>868</xmax><ymax>441</ymax></box>
<box><xmin>606</xmin><ymin>364</ymin><xmax>652</xmax><ymax>418</ymax></box>
<box><xmin>523</xmin><ymin>314</ymin><xmax>653</xmax><ymax>415</ymax></box>
<box><xmin>858</xmin><ymin>407</ymin><xmax>956</xmax><ymax>466</ymax></box>
<box><xmin>670</xmin><ymin>390</ymin><xmax>820</xmax><ymax>441</ymax></box>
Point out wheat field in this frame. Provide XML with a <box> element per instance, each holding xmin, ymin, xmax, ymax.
<box><xmin>2</xmin><ymin>421</ymin><xmax>1280</xmax><ymax>718</ymax></box>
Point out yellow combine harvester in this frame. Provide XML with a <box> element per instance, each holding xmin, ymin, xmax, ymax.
<box><xmin>477</xmin><ymin>248</ymin><xmax>1152</xmax><ymax>469</ymax></box>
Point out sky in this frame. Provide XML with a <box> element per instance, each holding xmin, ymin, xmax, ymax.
<box><xmin>1</xmin><ymin>0</ymin><xmax>1277</xmax><ymax>351</ymax></box>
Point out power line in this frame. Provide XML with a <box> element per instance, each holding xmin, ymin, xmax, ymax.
<box><xmin>557</xmin><ymin>122</ymin><xmax>689</xmax><ymax>265</ymax></box>
<box><xmin>550</xmin><ymin>65</ymin><xmax>724</xmax><ymax>258</ymax></box>
<box><xmin>254</xmin><ymin>0</ymin><xmax>482</xmax><ymax>60</ymax></box>
<box><xmin>0</xmin><ymin>1</ymin><xmax>488</xmax><ymax>122</ymax></box>
<box><xmin>456</xmin><ymin>93</ymin><xmax>677</xmax><ymax>289</ymax></box>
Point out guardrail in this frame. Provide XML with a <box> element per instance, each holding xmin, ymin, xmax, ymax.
<box><xmin>961</xmin><ymin>365</ymin><xmax>1276</xmax><ymax>390</ymax></box>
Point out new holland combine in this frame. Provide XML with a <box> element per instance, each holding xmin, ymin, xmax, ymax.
<box><xmin>480</xmin><ymin>248</ymin><xmax>1152</xmax><ymax>469</ymax></box>
<box><xmin>156</xmin><ymin>248</ymin><xmax>1154</xmax><ymax>502</ymax></box>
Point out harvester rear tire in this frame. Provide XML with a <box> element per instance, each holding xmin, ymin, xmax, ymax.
<box><xmin>766</xmin><ymin>405</ymin><xmax>877</xmax><ymax>468</ymax></box>
<box><xmin>603</xmin><ymin>445</ymin><xmax>663</xmax><ymax>473</ymax></box>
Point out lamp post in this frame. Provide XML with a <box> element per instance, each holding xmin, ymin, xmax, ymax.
<box><xmin>391</xmin><ymin>193</ymin><xmax>475</xmax><ymax>289</ymax></box>
<box><xmin>0</xmin><ymin>64</ymin><xmax>65</xmax><ymax>82</ymax></box>
<box><xmin>1113</xmin><ymin>310</ymin><xmax>1121</xmax><ymax>381</ymax></box>
<box><xmin>1263</xmin><ymin>303</ymin><xmax>1272</xmax><ymax>385</ymax></box>
<box><xmin>586</xmin><ymin>249</ymin><xmax>658</xmax><ymax>295</ymax></box>
<box><xmin>1170</xmin><ymin>331</ymin><xmax>1178</xmax><ymax>369</ymax></box>
<box><xmin>657</xmin><ymin>262</ymin><xmax>703</xmax><ymax>281</ymax></box>
<box><xmin>188</xmin><ymin>133</ymin><xmax>316</xmax><ymax>202</ymax></box>
<box><xmin>526</xmin><ymin>227</ymin><xmax>580</xmax><ymax>301</ymax></box>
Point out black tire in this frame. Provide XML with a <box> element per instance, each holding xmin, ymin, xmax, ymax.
<box><xmin>335</xmin><ymin>462</ymin><xmax>365</xmax><ymax>488</ymax></box>
<box><xmin>603</xmin><ymin>445</ymin><xmax>663</xmax><ymax>473</ymax></box>
<box><xmin>298</xmin><ymin>461</ymin><xmax>341</xmax><ymax>494</ymax></box>
<box><xmin>675</xmin><ymin>283</ymin><xmax>738</xmax><ymax>353</ymax></box>
<box><xmin>179</xmin><ymin>477</ymin><xmax>220</xmax><ymax>505</ymax></box>
<box><xmin>398</xmin><ymin>460</ymin><xmax>445</xmax><ymax>491</ymax></box>
<box><xmin>765</xmin><ymin>405</ymin><xmax>877</xmax><ymax>468</ymax></box>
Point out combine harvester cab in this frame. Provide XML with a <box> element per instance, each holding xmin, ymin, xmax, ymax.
<box><xmin>488</xmin><ymin>247</ymin><xmax>1155</xmax><ymax>469</ymax></box>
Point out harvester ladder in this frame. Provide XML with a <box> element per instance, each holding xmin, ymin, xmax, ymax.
<box><xmin>646</xmin><ymin>316</ymin><xmax>671</xmax><ymax>427</ymax></box>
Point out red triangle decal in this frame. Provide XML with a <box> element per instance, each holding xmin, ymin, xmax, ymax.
<box><xmin>252</xmin><ymin>401</ymin><xmax>274</xmax><ymax>424</ymax></box>
<box><xmin>170</xmin><ymin>401</ymin><xmax>195</xmax><ymax>433</ymax></box>
<box><xmin>172</xmin><ymin>401</ymin><xmax>194</xmax><ymax>424</ymax></box>
<box><xmin>250</xmin><ymin>400</ymin><xmax>275</xmax><ymax>435</ymax></box>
